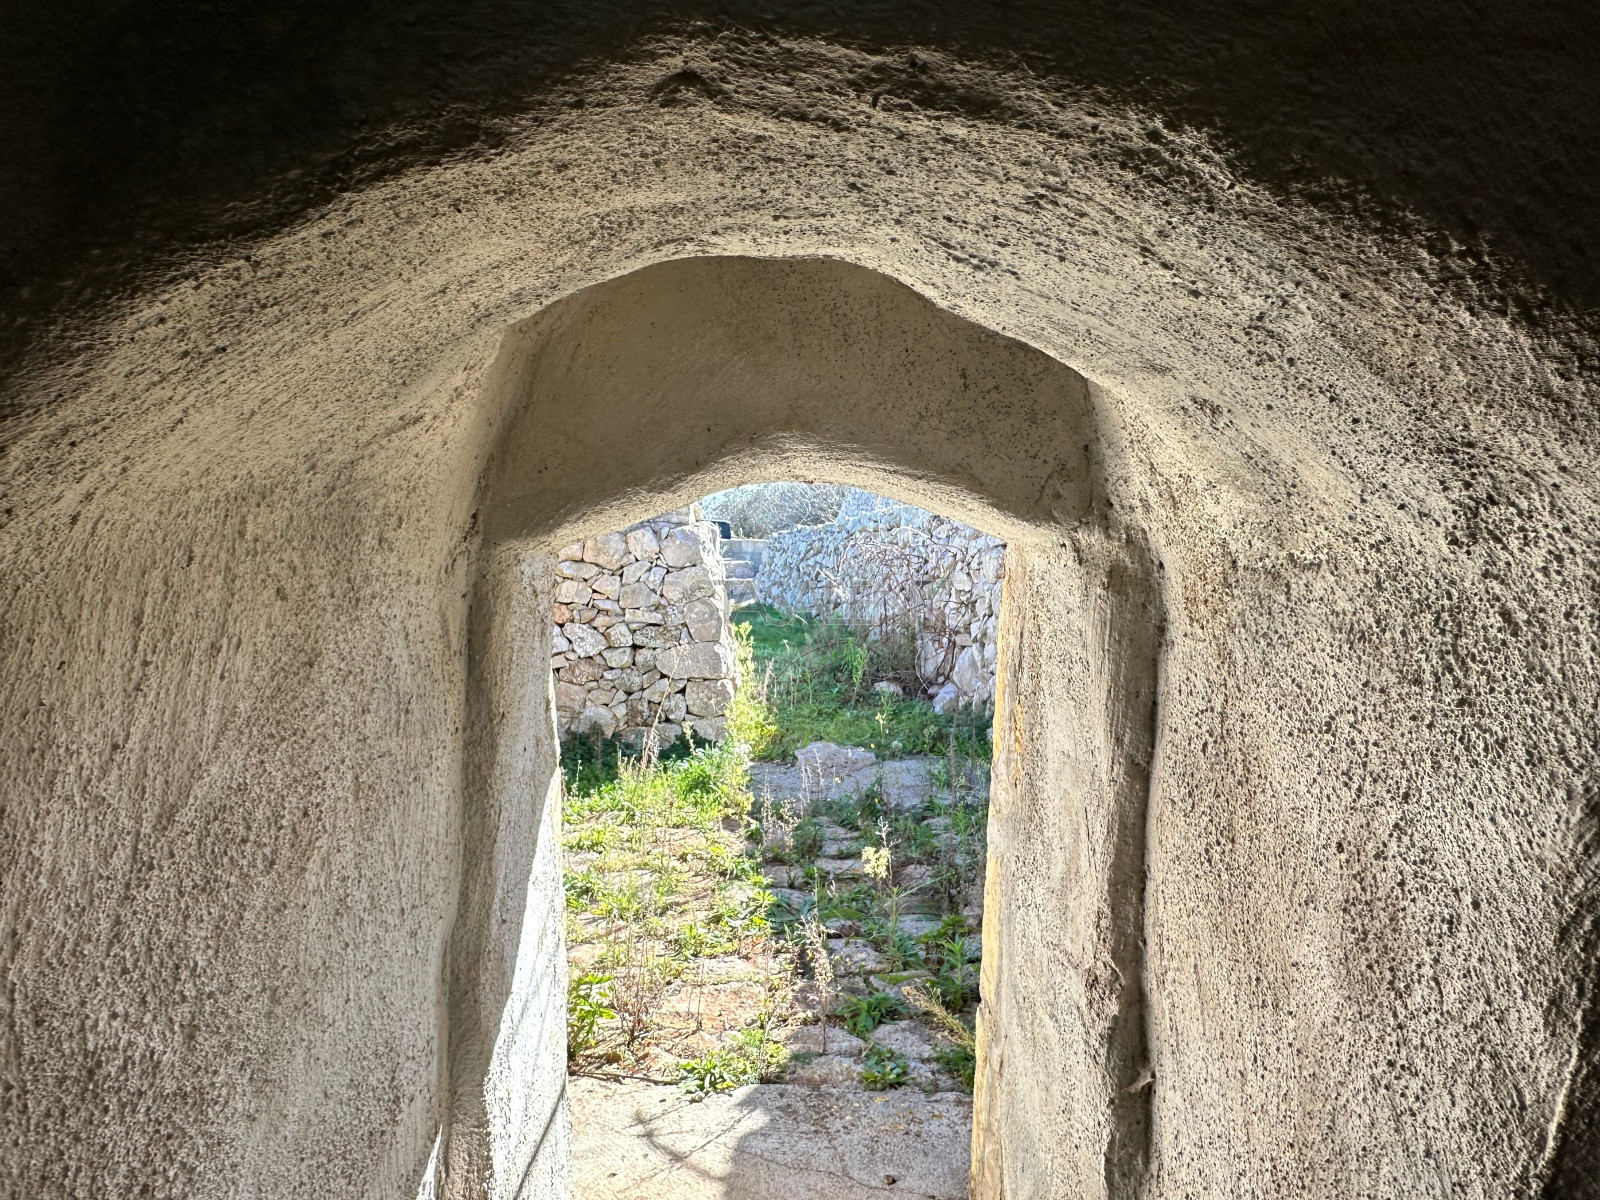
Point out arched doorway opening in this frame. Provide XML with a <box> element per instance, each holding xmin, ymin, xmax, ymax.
<box><xmin>437</xmin><ymin>256</ymin><xmax>1165</xmax><ymax>1199</ymax></box>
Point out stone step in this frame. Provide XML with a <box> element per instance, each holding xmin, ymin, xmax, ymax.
<box><xmin>724</xmin><ymin>559</ymin><xmax>758</xmax><ymax>579</ymax></box>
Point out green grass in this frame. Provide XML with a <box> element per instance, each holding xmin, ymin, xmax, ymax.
<box><xmin>733</xmin><ymin>605</ymin><xmax>991</xmax><ymax>761</ymax></box>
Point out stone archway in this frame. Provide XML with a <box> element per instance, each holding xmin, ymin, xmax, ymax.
<box><xmin>450</xmin><ymin>255</ymin><xmax>1162</xmax><ymax>1199</ymax></box>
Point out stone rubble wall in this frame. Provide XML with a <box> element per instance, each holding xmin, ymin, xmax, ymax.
<box><xmin>757</xmin><ymin>503</ymin><xmax>1004</xmax><ymax>710</ymax></box>
<box><xmin>552</xmin><ymin>507</ymin><xmax>738</xmax><ymax>744</ymax></box>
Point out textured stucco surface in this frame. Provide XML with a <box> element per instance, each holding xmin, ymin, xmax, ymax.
<box><xmin>2</xmin><ymin>7</ymin><xmax>1598</xmax><ymax>1199</ymax></box>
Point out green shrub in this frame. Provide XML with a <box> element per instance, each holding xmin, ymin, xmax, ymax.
<box><xmin>933</xmin><ymin>1043</ymin><xmax>977</xmax><ymax>1092</ymax></box>
<box><xmin>567</xmin><ymin>972</ymin><xmax>616</xmax><ymax>1060</ymax></box>
<box><xmin>860</xmin><ymin>1042</ymin><xmax>911</xmax><ymax>1090</ymax></box>
<box><xmin>836</xmin><ymin>992</ymin><xmax>906</xmax><ymax>1038</ymax></box>
<box><xmin>679</xmin><ymin>1028</ymin><xmax>789</xmax><ymax>1094</ymax></box>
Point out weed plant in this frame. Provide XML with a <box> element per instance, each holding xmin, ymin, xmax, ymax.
<box><xmin>734</xmin><ymin>606</ymin><xmax>991</xmax><ymax>761</ymax></box>
<box><xmin>837</xmin><ymin>992</ymin><xmax>906</xmax><ymax>1038</ymax></box>
<box><xmin>860</xmin><ymin>1042</ymin><xmax>911</xmax><ymax>1090</ymax></box>
<box><xmin>679</xmin><ymin>1028</ymin><xmax>790</xmax><ymax>1095</ymax></box>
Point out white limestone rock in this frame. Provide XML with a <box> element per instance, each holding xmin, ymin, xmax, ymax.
<box><xmin>618</xmin><ymin>581</ymin><xmax>658</xmax><ymax>610</ymax></box>
<box><xmin>660</xmin><ymin>565</ymin><xmax>715</xmax><ymax>604</ymax></box>
<box><xmin>691</xmin><ymin>715</ymin><xmax>727</xmax><ymax>741</ymax></box>
<box><xmin>625</xmin><ymin>527</ymin><xmax>660</xmax><ymax>562</ymax></box>
<box><xmin>659</xmin><ymin>523</ymin><xmax>711</xmax><ymax>568</ymax></box>
<box><xmin>565</xmin><ymin>623</ymin><xmax>607</xmax><ymax>658</ymax></box>
<box><xmin>554</xmin><ymin>579</ymin><xmax>592</xmax><ymax>607</ymax></box>
<box><xmin>685</xmin><ymin>678</ymin><xmax>734</xmax><ymax>716</ymax></box>
<box><xmin>572</xmin><ymin>705</ymin><xmax>617</xmax><ymax>736</ymax></box>
<box><xmin>683</xmin><ymin>596</ymin><xmax>725</xmax><ymax>642</ymax></box>
<box><xmin>582</xmin><ymin>532</ymin><xmax>630</xmax><ymax>570</ymax></box>
<box><xmin>655</xmin><ymin>642</ymin><xmax>735</xmax><ymax>679</ymax></box>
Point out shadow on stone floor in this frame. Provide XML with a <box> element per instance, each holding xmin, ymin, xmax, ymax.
<box><xmin>570</xmin><ymin>1076</ymin><xmax>971</xmax><ymax>1200</ymax></box>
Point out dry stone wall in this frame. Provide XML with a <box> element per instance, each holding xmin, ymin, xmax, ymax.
<box><xmin>552</xmin><ymin>508</ymin><xmax>738</xmax><ymax>744</ymax></box>
<box><xmin>758</xmin><ymin>501</ymin><xmax>1004</xmax><ymax>710</ymax></box>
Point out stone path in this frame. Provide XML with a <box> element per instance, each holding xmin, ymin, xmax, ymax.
<box><xmin>570</xmin><ymin>1076</ymin><xmax>972</xmax><ymax>1199</ymax></box>
<box><xmin>748</xmin><ymin>746</ymin><xmax>989</xmax><ymax>813</ymax></box>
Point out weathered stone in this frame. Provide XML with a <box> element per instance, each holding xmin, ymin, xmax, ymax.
<box><xmin>589</xmin><ymin>572</ymin><xmax>621</xmax><ymax>600</ymax></box>
<box><xmin>651</xmin><ymin>723</ymin><xmax>683</xmax><ymax>747</ymax></box>
<box><xmin>830</xmin><ymin>939</ymin><xmax>888</xmax><ymax>974</ymax></box>
<box><xmin>631</xmin><ymin>623</ymin><xmax>678</xmax><ymax>649</ymax></box>
<box><xmin>683</xmin><ymin>596</ymin><xmax>725</xmax><ymax>642</ymax></box>
<box><xmin>554</xmin><ymin>682</ymin><xmax>587</xmax><ymax>712</ymax></box>
<box><xmin>897</xmin><ymin>914</ymin><xmax>943</xmax><ymax>939</ymax></box>
<box><xmin>554</xmin><ymin>578</ymin><xmax>591</xmax><ymax>607</ymax></box>
<box><xmin>931</xmin><ymin>682</ymin><xmax>960</xmax><ymax>714</ymax></box>
<box><xmin>777</xmin><ymin>1025</ymin><xmax>866</xmax><ymax>1058</ymax></box>
<box><xmin>662</xmin><ymin>692</ymin><xmax>687</xmax><ymax>722</ymax></box>
<box><xmin>551</xmin><ymin>602</ymin><xmax>573</xmax><ymax>624</ymax></box>
<box><xmin>572</xmin><ymin>705</ymin><xmax>617</xmax><ymax>737</ymax></box>
<box><xmin>625</xmin><ymin>527</ymin><xmax>660</xmax><ymax>562</ymax></box>
<box><xmin>951</xmin><ymin>644</ymin><xmax>984</xmax><ymax>695</ymax></box>
<box><xmin>600</xmin><ymin>646</ymin><xmax>632</xmax><ymax>668</ymax></box>
<box><xmin>684</xmin><ymin>678</ymin><xmax>735</xmax><ymax>717</ymax></box>
<box><xmin>660</xmin><ymin>565</ymin><xmax>714</xmax><ymax>604</ymax></box>
<box><xmin>814</xmin><ymin>857</ymin><xmax>867</xmax><ymax>880</ymax></box>
<box><xmin>654</xmin><ymin>641</ymin><xmax>735</xmax><ymax>679</ymax></box>
<box><xmin>557</xmin><ymin>541</ymin><xmax>584</xmax><ymax>561</ymax></box>
<box><xmin>589</xmin><ymin>597</ymin><xmax>621</xmax><ymax>615</ymax></box>
<box><xmin>641</xmin><ymin>676</ymin><xmax>672</xmax><ymax>705</ymax></box>
<box><xmin>659</xmin><ymin>523</ymin><xmax>711</xmax><ymax>568</ymax></box>
<box><xmin>555</xmin><ymin>559</ymin><xmax>601</xmax><ymax>580</ymax></box>
<box><xmin>615</xmin><ymin>667</ymin><xmax>644</xmax><ymax>694</ymax></box>
<box><xmin>617</xmin><ymin>581</ymin><xmax>658</xmax><ymax>610</ymax></box>
<box><xmin>582</xmin><ymin>532</ymin><xmax>630</xmax><ymax>570</ymax></box>
<box><xmin>564</xmin><ymin>623</ymin><xmax>607</xmax><ymax>658</ymax></box>
<box><xmin>796</xmin><ymin>741</ymin><xmax>876</xmax><ymax>780</ymax></box>
<box><xmin>558</xmin><ymin>657</ymin><xmax>605</xmax><ymax>685</ymax></box>
<box><xmin>690</xmin><ymin>715</ymin><xmax>726</xmax><ymax>741</ymax></box>
<box><xmin>550</xmin><ymin>632</ymin><xmax>571</xmax><ymax>654</ymax></box>
<box><xmin>622</xmin><ymin>608</ymin><xmax>663</xmax><ymax>625</ymax></box>
<box><xmin>620</xmin><ymin>559</ymin><xmax>652</xmax><ymax>585</ymax></box>
<box><xmin>603</xmin><ymin>623</ymin><xmax>632</xmax><ymax>648</ymax></box>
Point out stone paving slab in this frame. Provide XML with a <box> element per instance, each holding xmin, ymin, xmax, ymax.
<box><xmin>570</xmin><ymin>1076</ymin><xmax>972</xmax><ymax>1200</ymax></box>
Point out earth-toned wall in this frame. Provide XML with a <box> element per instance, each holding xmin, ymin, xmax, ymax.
<box><xmin>1</xmin><ymin>4</ymin><xmax>1596</xmax><ymax>1199</ymax></box>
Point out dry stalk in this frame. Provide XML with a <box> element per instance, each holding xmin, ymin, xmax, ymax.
<box><xmin>901</xmin><ymin>981</ymin><xmax>976</xmax><ymax>1051</ymax></box>
<box><xmin>802</xmin><ymin>918</ymin><xmax>835</xmax><ymax>1055</ymax></box>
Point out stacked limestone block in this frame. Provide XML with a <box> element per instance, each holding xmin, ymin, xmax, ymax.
<box><xmin>552</xmin><ymin>510</ymin><xmax>739</xmax><ymax>744</ymax></box>
<box><xmin>758</xmin><ymin>502</ymin><xmax>1003</xmax><ymax>710</ymax></box>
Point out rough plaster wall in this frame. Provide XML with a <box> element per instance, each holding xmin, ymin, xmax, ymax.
<box><xmin>0</xmin><ymin>15</ymin><xmax>1597</xmax><ymax>1200</ymax></box>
